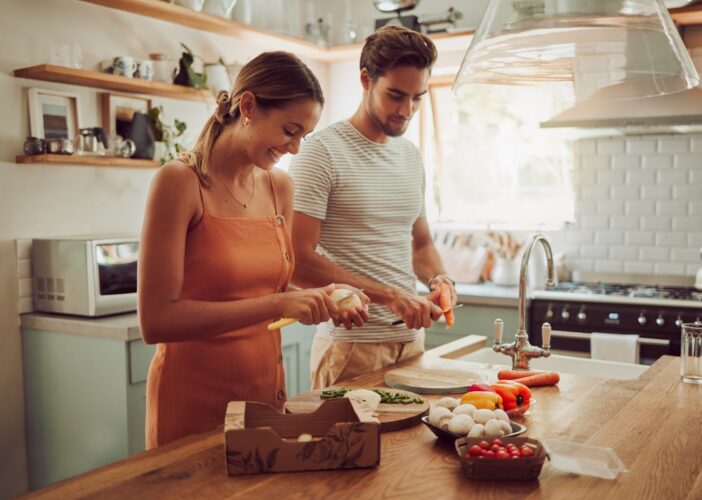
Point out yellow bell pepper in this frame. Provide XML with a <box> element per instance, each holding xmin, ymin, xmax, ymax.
<box><xmin>460</xmin><ymin>391</ymin><xmax>503</xmax><ymax>410</ymax></box>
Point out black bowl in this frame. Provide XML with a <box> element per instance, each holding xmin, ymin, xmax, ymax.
<box><xmin>421</xmin><ymin>416</ymin><xmax>526</xmax><ymax>442</ymax></box>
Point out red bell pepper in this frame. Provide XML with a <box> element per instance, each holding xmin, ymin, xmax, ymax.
<box><xmin>491</xmin><ymin>380</ymin><xmax>531</xmax><ymax>411</ymax></box>
<box><xmin>468</xmin><ymin>383</ymin><xmax>496</xmax><ymax>393</ymax></box>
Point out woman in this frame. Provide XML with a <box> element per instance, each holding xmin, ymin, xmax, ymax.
<box><xmin>138</xmin><ymin>51</ymin><xmax>368</xmax><ymax>449</ymax></box>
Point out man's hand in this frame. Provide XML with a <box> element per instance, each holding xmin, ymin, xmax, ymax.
<box><xmin>387</xmin><ymin>290</ymin><xmax>444</xmax><ymax>330</ymax></box>
<box><xmin>426</xmin><ymin>275</ymin><xmax>457</xmax><ymax>310</ymax></box>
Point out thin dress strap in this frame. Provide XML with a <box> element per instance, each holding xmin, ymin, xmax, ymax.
<box><xmin>196</xmin><ymin>174</ymin><xmax>206</xmax><ymax>214</ymax></box>
<box><xmin>267</xmin><ymin>170</ymin><xmax>279</xmax><ymax>215</ymax></box>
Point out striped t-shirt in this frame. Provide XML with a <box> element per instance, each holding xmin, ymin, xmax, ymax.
<box><xmin>289</xmin><ymin>120</ymin><xmax>425</xmax><ymax>343</ymax></box>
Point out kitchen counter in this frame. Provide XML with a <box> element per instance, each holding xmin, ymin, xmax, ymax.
<box><xmin>25</xmin><ymin>336</ymin><xmax>702</xmax><ymax>500</ymax></box>
<box><xmin>20</xmin><ymin>312</ymin><xmax>141</xmax><ymax>341</ymax></box>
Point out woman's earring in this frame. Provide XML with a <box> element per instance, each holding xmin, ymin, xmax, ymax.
<box><xmin>242</xmin><ymin>116</ymin><xmax>250</xmax><ymax>125</ymax></box>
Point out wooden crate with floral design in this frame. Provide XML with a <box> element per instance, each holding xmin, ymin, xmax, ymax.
<box><xmin>224</xmin><ymin>398</ymin><xmax>380</xmax><ymax>475</ymax></box>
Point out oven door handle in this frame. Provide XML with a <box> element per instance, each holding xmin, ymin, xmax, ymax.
<box><xmin>551</xmin><ymin>330</ymin><xmax>670</xmax><ymax>346</ymax></box>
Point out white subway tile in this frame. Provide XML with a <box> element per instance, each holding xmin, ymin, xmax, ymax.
<box><xmin>596</xmin><ymin>170</ymin><xmax>626</xmax><ymax>185</ymax></box>
<box><xmin>571</xmin><ymin>258</ymin><xmax>595</xmax><ymax>272</ymax></box>
<box><xmin>657</xmin><ymin>169</ymin><xmax>689</xmax><ymax>185</ymax></box>
<box><xmin>579</xmin><ymin>215</ymin><xmax>610</xmax><ymax>230</ymax></box>
<box><xmin>581</xmin><ymin>185</ymin><xmax>610</xmax><ymax>201</ymax></box>
<box><xmin>655</xmin><ymin>231</ymin><xmax>688</xmax><ymax>247</ymax></box>
<box><xmin>688</xmin><ymin>233</ymin><xmax>702</xmax><ymax>247</ymax></box>
<box><xmin>625</xmin><ymin>201</ymin><xmax>656</xmax><ymax>215</ymax></box>
<box><xmin>654</xmin><ymin>262</ymin><xmax>687</xmax><ymax>275</ymax></box>
<box><xmin>641</xmin><ymin>186</ymin><xmax>672</xmax><ymax>201</ymax></box>
<box><xmin>641</xmin><ymin>155</ymin><xmax>673</xmax><ymax>170</ymax></box>
<box><xmin>595</xmin><ymin>231</ymin><xmax>624</xmax><ymax>244</ymax></box>
<box><xmin>565</xmin><ymin>230</ymin><xmax>595</xmax><ymax>244</ymax></box>
<box><xmin>690</xmin><ymin>136</ymin><xmax>702</xmax><ymax>152</ymax></box>
<box><xmin>611</xmin><ymin>155</ymin><xmax>640</xmax><ymax>170</ymax></box>
<box><xmin>625</xmin><ymin>231</ymin><xmax>655</xmax><ymax>245</ymax></box>
<box><xmin>609</xmin><ymin>246</ymin><xmax>639</xmax><ymax>260</ymax></box>
<box><xmin>575</xmin><ymin>200</ymin><xmax>597</xmax><ymax>215</ymax></box>
<box><xmin>15</xmin><ymin>239</ymin><xmax>32</xmax><ymax>260</ymax></box>
<box><xmin>672</xmin><ymin>248</ymin><xmax>702</xmax><ymax>262</ymax></box>
<box><xmin>690</xmin><ymin>170</ymin><xmax>702</xmax><ymax>184</ymax></box>
<box><xmin>575</xmin><ymin>140</ymin><xmax>597</xmax><ymax>155</ymax></box>
<box><xmin>686</xmin><ymin>263</ymin><xmax>702</xmax><ymax>275</ymax></box>
<box><xmin>17</xmin><ymin>259</ymin><xmax>31</xmax><ymax>279</ymax></box>
<box><xmin>611</xmin><ymin>215</ymin><xmax>640</xmax><ymax>230</ymax></box>
<box><xmin>641</xmin><ymin>216</ymin><xmax>672</xmax><ymax>230</ymax></box>
<box><xmin>626</xmin><ymin>138</ymin><xmax>656</xmax><ymax>154</ymax></box>
<box><xmin>580</xmin><ymin>244</ymin><xmax>609</xmax><ymax>259</ymax></box>
<box><xmin>581</xmin><ymin>155</ymin><xmax>610</xmax><ymax>170</ymax></box>
<box><xmin>574</xmin><ymin>169</ymin><xmax>596</xmax><ymax>185</ymax></box>
<box><xmin>597</xmin><ymin>139</ymin><xmax>626</xmax><ymax>155</ymax></box>
<box><xmin>658</xmin><ymin>137</ymin><xmax>690</xmax><ymax>154</ymax></box>
<box><xmin>627</xmin><ymin>169</ymin><xmax>656</xmax><ymax>184</ymax></box>
<box><xmin>624</xmin><ymin>261</ymin><xmax>654</xmax><ymax>274</ymax></box>
<box><xmin>18</xmin><ymin>278</ymin><xmax>33</xmax><ymax>298</ymax></box>
<box><xmin>639</xmin><ymin>246</ymin><xmax>670</xmax><ymax>261</ymax></box>
<box><xmin>596</xmin><ymin>201</ymin><xmax>624</xmax><ymax>216</ymax></box>
<box><xmin>594</xmin><ymin>260</ymin><xmax>624</xmax><ymax>272</ymax></box>
<box><xmin>656</xmin><ymin>201</ymin><xmax>688</xmax><ymax>216</ymax></box>
<box><xmin>674</xmin><ymin>154</ymin><xmax>701</xmax><ymax>169</ymax></box>
<box><xmin>672</xmin><ymin>185</ymin><xmax>702</xmax><ymax>200</ymax></box>
<box><xmin>611</xmin><ymin>186</ymin><xmax>640</xmax><ymax>200</ymax></box>
<box><xmin>672</xmin><ymin>216</ymin><xmax>702</xmax><ymax>231</ymax></box>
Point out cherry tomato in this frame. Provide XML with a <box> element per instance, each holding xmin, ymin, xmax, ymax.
<box><xmin>490</xmin><ymin>444</ymin><xmax>502</xmax><ymax>452</ymax></box>
<box><xmin>482</xmin><ymin>450</ymin><xmax>496</xmax><ymax>458</ymax></box>
<box><xmin>496</xmin><ymin>450</ymin><xmax>510</xmax><ymax>459</ymax></box>
<box><xmin>479</xmin><ymin>440</ymin><xmax>490</xmax><ymax>450</ymax></box>
<box><xmin>468</xmin><ymin>445</ymin><xmax>483</xmax><ymax>457</ymax></box>
<box><xmin>492</xmin><ymin>439</ymin><xmax>504</xmax><ymax>447</ymax></box>
<box><xmin>520</xmin><ymin>446</ymin><xmax>535</xmax><ymax>457</ymax></box>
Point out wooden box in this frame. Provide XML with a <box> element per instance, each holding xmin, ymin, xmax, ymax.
<box><xmin>224</xmin><ymin>398</ymin><xmax>380</xmax><ymax>475</ymax></box>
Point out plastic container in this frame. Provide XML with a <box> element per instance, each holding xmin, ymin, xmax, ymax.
<box><xmin>542</xmin><ymin>438</ymin><xmax>629</xmax><ymax>480</ymax></box>
<box><xmin>456</xmin><ymin>437</ymin><xmax>547</xmax><ymax>480</ymax></box>
<box><xmin>505</xmin><ymin>398</ymin><xmax>535</xmax><ymax>418</ymax></box>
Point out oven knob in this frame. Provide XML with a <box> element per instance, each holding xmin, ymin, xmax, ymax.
<box><xmin>545</xmin><ymin>305</ymin><xmax>554</xmax><ymax>320</ymax></box>
<box><xmin>675</xmin><ymin>316</ymin><xmax>684</xmax><ymax>328</ymax></box>
<box><xmin>656</xmin><ymin>315</ymin><xmax>665</xmax><ymax>327</ymax></box>
<box><xmin>638</xmin><ymin>314</ymin><xmax>647</xmax><ymax>326</ymax></box>
<box><xmin>577</xmin><ymin>307</ymin><xmax>587</xmax><ymax>322</ymax></box>
<box><xmin>561</xmin><ymin>308</ymin><xmax>570</xmax><ymax>321</ymax></box>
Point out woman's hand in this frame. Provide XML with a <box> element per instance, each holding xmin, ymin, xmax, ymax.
<box><xmin>329</xmin><ymin>284</ymin><xmax>370</xmax><ymax>330</ymax></box>
<box><xmin>276</xmin><ymin>284</ymin><xmax>339</xmax><ymax>325</ymax></box>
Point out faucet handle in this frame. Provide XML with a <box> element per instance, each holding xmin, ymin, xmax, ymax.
<box><xmin>542</xmin><ymin>322</ymin><xmax>552</xmax><ymax>348</ymax></box>
<box><xmin>493</xmin><ymin>318</ymin><xmax>504</xmax><ymax>345</ymax></box>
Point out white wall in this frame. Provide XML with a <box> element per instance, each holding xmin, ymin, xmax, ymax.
<box><xmin>0</xmin><ymin>0</ymin><xmax>329</xmax><ymax>496</ymax></box>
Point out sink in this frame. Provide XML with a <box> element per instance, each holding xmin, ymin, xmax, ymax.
<box><xmin>459</xmin><ymin>348</ymin><xmax>649</xmax><ymax>380</ymax></box>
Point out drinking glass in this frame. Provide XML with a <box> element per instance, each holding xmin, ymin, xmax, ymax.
<box><xmin>681</xmin><ymin>323</ymin><xmax>702</xmax><ymax>384</ymax></box>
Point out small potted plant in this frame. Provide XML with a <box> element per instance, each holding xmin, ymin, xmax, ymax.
<box><xmin>148</xmin><ymin>105</ymin><xmax>187</xmax><ymax>164</ymax></box>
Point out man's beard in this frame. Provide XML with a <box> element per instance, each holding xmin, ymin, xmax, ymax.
<box><xmin>367</xmin><ymin>93</ymin><xmax>408</xmax><ymax>138</ymax></box>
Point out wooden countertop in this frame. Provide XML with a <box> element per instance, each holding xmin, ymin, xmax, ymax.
<box><xmin>25</xmin><ymin>336</ymin><xmax>702</xmax><ymax>499</ymax></box>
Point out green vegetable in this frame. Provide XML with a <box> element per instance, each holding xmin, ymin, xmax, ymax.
<box><xmin>319</xmin><ymin>387</ymin><xmax>423</xmax><ymax>405</ymax></box>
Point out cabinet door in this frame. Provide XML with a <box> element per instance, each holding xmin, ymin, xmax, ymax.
<box><xmin>424</xmin><ymin>304</ymin><xmax>519</xmax><ymax>349</ymax></box>
<box><xmin>280</xmin><ymin>323</ymin><xmax>316</xmax><ymax>397</ymax></box>
<box><xmin>281</xmin><ymin>342</ymin><xmax>299</xmax><ymax>397</ymax></box>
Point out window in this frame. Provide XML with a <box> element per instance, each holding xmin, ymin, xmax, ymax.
<box><xmin>422</xmin><ymin>78</ymin><xmax>576</xmax><ymax>229</ymax></box>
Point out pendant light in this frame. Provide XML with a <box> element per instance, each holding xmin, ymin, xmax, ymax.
<box><xmin>453</xmin><ymin>0</ymin><xmax>699</xmax><ymax>101</ymax></box>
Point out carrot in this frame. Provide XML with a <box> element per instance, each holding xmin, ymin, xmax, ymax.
<box><xmin>498</xmin><ymin>369</ymin><xmax>545</xmax><ymax>380</ymax></box>
<box><xmin>510</xmin><ymin>372</ymin><xmax>560</xmax><ymax>387</ymax></box>
<box><xmin>438</xmin><ymin>283</ymin><xmax>454</xmax><ymax>329</ymax></box>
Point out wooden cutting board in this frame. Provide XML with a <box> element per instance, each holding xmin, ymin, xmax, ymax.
<box><xmin>285</xmin><ymin>388</ymin><xmax>428</xmax><ymax>433</ymax></box>
<box><xmin>384</xmin><ymin>366</ymin><xmax>484</xmax><ymax>395</ymax></box>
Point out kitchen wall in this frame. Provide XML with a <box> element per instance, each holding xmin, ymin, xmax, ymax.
<box><xmin>0</xmin><ymin>1</ymin><xmax>329</xmax><ymax>496</ymax></box>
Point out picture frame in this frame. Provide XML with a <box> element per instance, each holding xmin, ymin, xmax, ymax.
<box><xmin>28</xmin><ymin>88</ymin><xmax>81</xmax><ymax>140</ymax></box>
<box><xmin>101</xmin><ymin>92</ymin><xmax>152</xmax><ymax>139</ymax></box>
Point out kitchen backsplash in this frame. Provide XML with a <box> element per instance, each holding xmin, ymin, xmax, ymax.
<box><xmin>554</xmin><ymin>133</ymin><xmax>702</xmax><ymax>277</ymax></box>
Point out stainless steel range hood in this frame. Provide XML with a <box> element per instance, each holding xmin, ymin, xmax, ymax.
<box><xmin>541</xmin><ymin>85</ymin><xmax>702</xmax><ymax>136</ymax></box>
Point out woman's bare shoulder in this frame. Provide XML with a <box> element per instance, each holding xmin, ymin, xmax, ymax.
<box><xmin>269</xmin><ymin>167</ymin><xmax>293</xmax><ymax>193</ymax></box>
<box><xmin>152</xmin><ymin>160</ymin><xmax>200</xmax><ymax>189</ymax></box>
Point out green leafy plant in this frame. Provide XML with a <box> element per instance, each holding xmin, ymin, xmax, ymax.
<box><xmin>147</xmin><ymin>105</ymin><xmax>187</xmax><ymax>164</ymax></box>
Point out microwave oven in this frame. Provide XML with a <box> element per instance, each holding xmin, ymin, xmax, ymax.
<box><xmin>32</xmin><ymin>237</ymin><xmax>139</xmax><ymax>317</ymax></box>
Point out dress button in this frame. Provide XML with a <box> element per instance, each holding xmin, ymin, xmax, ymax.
<box><xmin>278</xmin><ymin>355</ymin><xmax>283</xmax><ymax>363</ymax></box>
<box><xmin>284</xmin><ymin>251</ymin><xmax>290</xmax><ymax>261</ymax></box>
<box><xmin>276</xmin><ymin>216</ymin><xmax>284</xmax><ymax>226</ymax></box>
<box><xmin>277</xmin><ymin>390</ymin><xmax>285</xmax><ymax>400</ymax></box>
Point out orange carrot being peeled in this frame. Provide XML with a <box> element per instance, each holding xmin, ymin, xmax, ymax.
<box><xmin>510</xmin><ymin>372</ymin><xmax>560</xmax><ymax>387</ymax></box>
<box><xmin>438</xmin><ymin>283</ymin><xmax>455</xmax><ymax>329</ymax></box>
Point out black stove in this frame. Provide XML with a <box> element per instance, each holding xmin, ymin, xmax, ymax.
<box><xmin>530</xmin><ymin>281</ymin><xmax>702</xmax><ymax>365</ymax></box>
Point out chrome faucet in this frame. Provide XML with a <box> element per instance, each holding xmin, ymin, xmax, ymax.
<box><xmin>493</xmin><ymin>233</ymin><xmax>555</xmax><ymax>370</ymax></box>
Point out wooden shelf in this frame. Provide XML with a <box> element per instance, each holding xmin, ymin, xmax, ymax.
<box><xmin>13</xmin><ymin>64</ymin><xmax>213</xmax><ymax>102</ymax></box>
<box><xmin>670</xmin><ymin>5</ymin><xmax>702</xmax><ymax>26</ymax></box>
<box><xmin>16</xmin><ymin>154</ymin><xmax>159</xmax><ymax>168</ymax></box>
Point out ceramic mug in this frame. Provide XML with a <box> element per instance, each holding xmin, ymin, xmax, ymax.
<box><xmin>149</xmin><ymin>54</ymin><xmax>175</xmax><ymax>83</ymax></box>
<box><xmin>112</xmin><ymin>56</ymin><xmax>137</xmax><ymax>77</ymax></box>
<box><xmin>136</xmin><ymin>60</ymin><xmax>154</xmax><ymax>81</ymax></box>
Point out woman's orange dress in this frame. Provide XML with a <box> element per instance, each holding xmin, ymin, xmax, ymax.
<box><xmin>145</xmin><ymin>172</ymin><xmax>293</xmax><ymax>449</ymax></box>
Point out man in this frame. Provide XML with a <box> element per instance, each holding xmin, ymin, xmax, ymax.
<box><xmin>289</xmin><ymin>25</ymin><xmax>457</xmax><ymax>389</ymax></box>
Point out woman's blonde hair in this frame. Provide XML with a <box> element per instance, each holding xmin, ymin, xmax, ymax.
<box><xmin>179</xmin><ymin>51</ymin><xmax>324</xmax><ymax>185</ymax></box>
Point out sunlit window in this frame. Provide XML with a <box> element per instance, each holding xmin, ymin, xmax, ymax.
<box><xmin>421</xmin><ymin>79</ymin><xmax>576</xmax><ymax>229</ymax></box>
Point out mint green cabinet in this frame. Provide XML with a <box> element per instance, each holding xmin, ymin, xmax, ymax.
<box><xmin>21</xmin><ymin>329</ymin><xmax>155</xmax><ymax>490</ymax></box>
<box><xmin>424</xmin><ymin>303</ymin><xmax>519</xmax><ymax>350</ymax></box>
<box><xmin>281</xmin><ymin>323</ymin><xmax>316</xmax><ymax>397</ymax></box>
